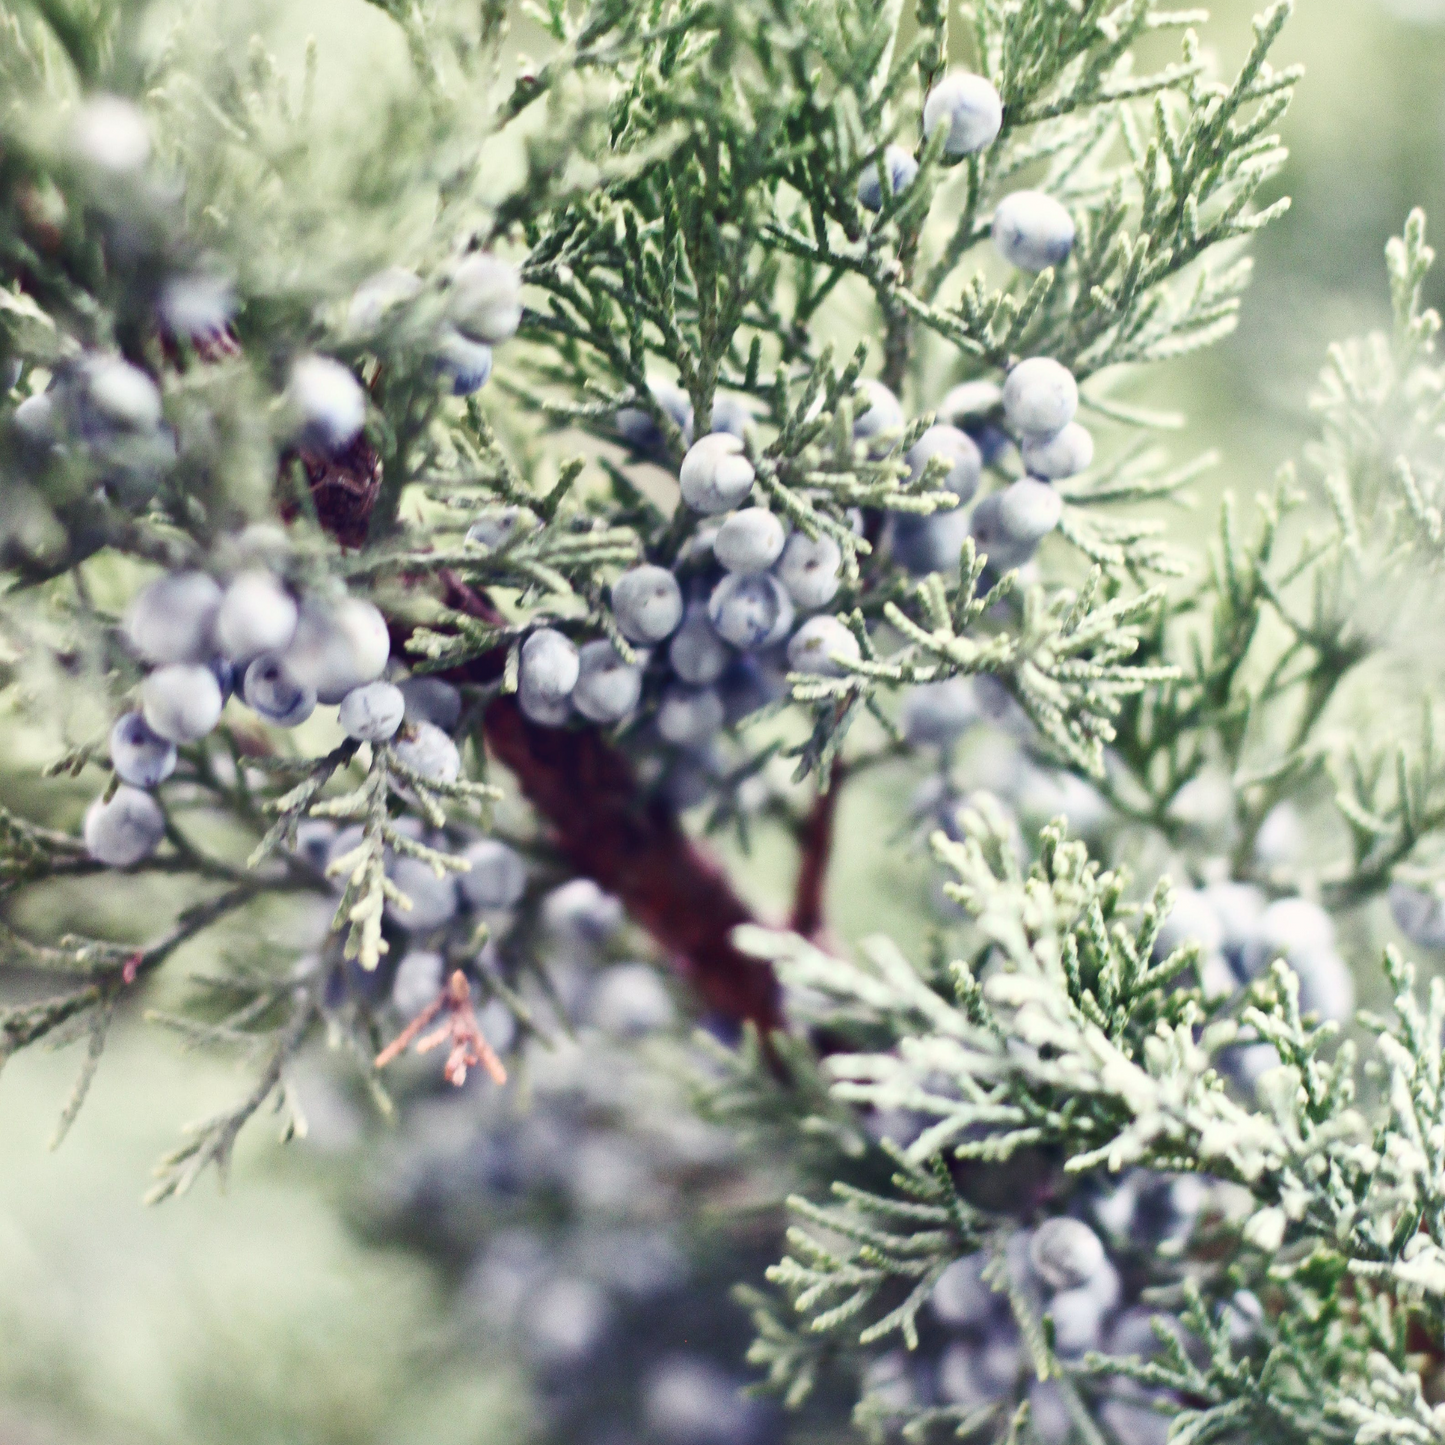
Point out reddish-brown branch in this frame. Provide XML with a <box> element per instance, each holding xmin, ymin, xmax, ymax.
<box><xmin>791</xmin><ymin>759</ymin><xmax>846</xmax><ymax>940</ymax></box>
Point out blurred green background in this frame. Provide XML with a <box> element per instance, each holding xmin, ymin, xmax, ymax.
<box><xmin>4</xmin><ymin>0</ymin><xmax>1445</xmax><ymax>1440</ymax></box>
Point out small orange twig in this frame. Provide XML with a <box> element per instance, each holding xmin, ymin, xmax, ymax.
<box><xmin>374</xmin><ymin>969</ymin><xmax>507</xmax><ymax>1087</ymax></box>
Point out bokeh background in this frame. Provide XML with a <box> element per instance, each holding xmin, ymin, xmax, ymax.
<box><xmin>4</xmin><ymin>0</ymin><xmax>1445</xmax><ymax>1441</ymax></box>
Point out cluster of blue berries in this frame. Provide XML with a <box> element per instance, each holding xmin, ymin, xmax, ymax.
<box><xmin>86</xmin><ymin>559</ymin><xmax>403</xmax><ymax>866</ymax></box>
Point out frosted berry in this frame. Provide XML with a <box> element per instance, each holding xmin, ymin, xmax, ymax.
<box><xmin>13</xmin><ymin>392</ymin><xmax>56</xmax><ymax>445</ymax></box>
<box><xmin>70</xmin><ymin>95</ymin><xmax>151</xmax><ymax>174</ymax></box>
<box><xmin>901</xmin><ymin>679</ymin><xmax>978</xmax><ymax>747</ymax></box>
<box><xmin>707</xmin><ymin>572</ymin><xmax>794</xmax><ymax>650</ymax></box>
<box><xmin>930</xmin><ymin>1254</ymin><xmax>994</xmax><ymax>1327</ymax></box>
<box><xmin>447</xmin><ymin>252</ymin><xmax>523</xmax><ymax>344</ymax></box>
<box><xmin>588</xmin><ymin>963</ymin><xmax>675</xmax><ymax>1036</ymax></box>
<box><xmin>857</xmin><ymin>145</ymin><xmax>919</xmax><ymax>211</ymax></box>
<box><xmin>616</xmin><ymin>379</ymin><xmax>694</xmax><ymax>455</ymax></box>
<box><xmin>922</xmin><ymin>72</ymin><xmax>1003</xmax><ymax>157</ymax></box>
<box><xmin>109</xmin><ymin>711</ymin><xmax>177</xmax><ymax>788</ymax></box>
<box><xmin>291</xmin><ymin>819</ymin><xmax>337</xmax><ymax>874</ymax></box>
<box><xmin>158</xmin><ymin>274</ymin><xmax>234</xmax><ymax>343</ymax></box>
<box><xmin>1153</xmin><ymin>888</ymin><xmax>1225</xmax><ymax>961</ymax></box>
<box><xmin>775</xmin><ymin>531</ymin><xmax>842</xmax><ymax>610</ymax></box>
<box><xmin>906</xmin><ymin>424</ymin><xmax>982</xmax><ymax>504</ymax></box>
<box><xmin>543</xmin><ymin>877</ymin><xmax>625</xmax><ymax>944</ymax></box>
<box><xmin>518</xmin><ymin>686</ymin><xmax>572</xmax><ymax>727</ymax></box>
<box><xmin>889</xmin><ymin>509</ymin><xmax>971</xmax><ymax>576</ymax></box>
<box><xmin>572</xmin><ymin>640</ymin><xmax>644</xmax><ymax>723</ymax></box>
<box><xmin>1002</xmin><ymin>357</ymin><xmax>1078</xmax><ymax>439</ymax></box>
<box><xmin>288</xmin><ymin>355</ymin><xmax>365</xmax><ymax>453</ymax></box>
<box><xmin>1390</xmin><ymin>882</ymin><xmax>1445</xmax><ymax>948</ymax></box>
<box><xmin>85</xmin><ymin>357</ymin><xmax>162</xmax><ymax>432</ymax></box>
<box><xmin>997</xmin><ymin>477</ymin><xmax>1064</xmax><ymax>547</ymax></box>
<box><xmin>969</xmin><ymin>493</ymin><xmax>1031</xmax><ymax>572</ymax></box>
<box><xmin>434</xmin><ymin>325</ymin><xmax>493</xmax><ymax>395</ymax></box>
<box><xmin>243</xmin><ymin>654</ymin><xmax>317</xmax><ymax>728</ymax></box>
<box><xmin>1029</xmin><ymin>1218</ymin><xmax>1106</xmax><ymax>1292</ymax></box>
<box><xmin>392</xmin><ymin>949</ymin><xmax>444</xmax><ymax>1016</ymax></box>
<box><xmin>465</xmin><ymin>505</ymin><xmax>534</xmax><ymax>551</ymax></box>
<box><xmin>992</xmin><ymin>190</ymin><xmax>1076</xmax><ymax>272</ymax></box>
<box><xmin>84</xmin><ymin>784</ymin><xmax>165</xmax><ymax>867</ymax></box>
<box><xmin>142</xmin><ymin>662</ymin><xmax>224</xmax><ymax>743</ymax></box>
<box><xmin>458</xmin><ymin>838</ymin><xmax>527</xmax><ymax>910</ymax></box>
<box><xmin>707</xmin><ymin>392</ymin><xmax>753</xmax><ymax>439</ymax></box>
<box><xmin>787</xmin><ymin>615</ymin><xmax>860</xmax><ymax>676</ymax></box>
<box><xmin>939</xmin><ymin>379</ymin><xmax>1003</xmax><ymax>426</ymax></box>
<box><xmin>679</xmin><ymin>433</ymin><xmax>755</xmax><ymax>514</ymax></box>
<box><xmin>281</xmin><ymin>595</ymin><xmax>390</xmax><ymax>704</ymax></box>
<box><xmin>852</xmin><ymin>379</ymin><xmax>903</xmax><ymax>440</ymax></box>
<box><xmin>669</xmin><ymin>603</ymin><xmax>732</xmax><ymax>686</ymax></box>
<box><xmin>385</xmin><ymin>855</ymin><xmax>459</xmax><ymax>932</ymax></box>
<box><xmin>398</xmin><ymin>677</ymin><xmax>463</xmax><ymax>731</ymax></box>
<box><xmin>714</xmin><ymin>508</ymin><xmax>786</xmax><ymax>574</ymax></box>
<box><xmin>126</xmin><ymin>570</ymin><xmax>222</xmax><ymax>665</ymax></box>
<box><xmin>345</xmin><ymin>267</ymin><xmax>421</xmax><ymax>334</ymax></box>
<box><xmin>1022</xmin><ymin>422</ymin><xmax>1093</xmax><ymax>480</ymax></box>
<box><xmin>612</xmin><ymin>565</ymin><xmax>684</xmax><ymax>644</ymax></box>
<box><xmin>657</xmin><ymin>684</ymin><xmax>725</xmax><ymax>747</ymax></box>
<box><xmin>338</xmin><ymin>681</ymin><xmax>406</xmax><ymax>741</ymax></box>
<box><xmin>393</xmin><ymin>721</ymin><xmax>461</xmax><ymax>783</ymax></box>
<box><xmin>216</xmin><ymin>570</ymin><xmax>298</xmax><ymax>663</ymax></box>
<box><xmin>520</xmin><ymin>628</ymin><xmax>581</xmax><ymax>706</ymax></box>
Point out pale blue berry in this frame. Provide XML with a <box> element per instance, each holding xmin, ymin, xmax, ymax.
<box><xmin>938</xmin><ymin>379</ymin><xmax>1003</xmax><ymax>425</ymax></box>
<box><xmin>901</xmin><ymin>679</ymin><xmax>978</xmax><ymax>747</ymax></box>
<box><xmin>657</xmin><ymin>683</ymin><xmax>725</xmax><ymax>747</ymax></box>
<box><xmin>339</xmin><ymin>681</ymin><xmax>405</xmax><ymax>741</ymax></box>
<box><xmin>69</xmin><ymin>95</ymin><xmax>151</xmax><ymax>174</ymax></box>
<box><xmin>385</xmin><ymin>854</ymin><xmax>459</xmax><ymax>932</ymax></box>
<box><xmin>1029</xmin><ymin>1218</ymin><xmax>1106</xmax><ymax>1292</ymax></box>
<box><xmin>1152</xmin><ymin>888</ymin><xmax>1225</xmax><ymax>961</ymax></box>
<box><xmin>707</xmin><ymin>392</ymin><xmax>753</xmax><ymax>439</ymax></box>
<box><xmin>906</xmin><ymin>423</ymin><xmax>982</xmax><ymax>503</ymax></box>
<box><xmin>714</xmin><ymin>508</ymin><xmax>785</xmax><ymax>574</ymax></box>
<box><xmin>572</xmin><ymin>640</ymin><xmax>644</xmax><ymax>723</ymax></box>
<box><xmin>465</xmin><ymin>505</ymin><xmax>534</xmax><ymax>551</ymax></box>
<box><xmin>458</xmin><ymin>838</ymin><xmax>527</xmax><ymax>910</ymax></box>
<box><xmin>126</xmin><ymin>570</ymin><xmax>222</xmax><ymax>664</ymax></box>
<box><xmin>669</xmin><ymin>603</ymin><xmax>731</xmax><ymax>686</ymax></box>
<box><xmin>775</xmin><ymin>531</ymin><xmax>842</xmax><ymax>610</ymax></box>
<box><xmin>857</xmin><ymin>145</ymin><xmax>919</xmax><ymax>211</ymax></box>
<box><xmin>447</xmin><ymin>252</ymin><xmax>523</xmax><ymax>344</ymax></box>
<box><xmin>543</xmin><ymin>877</ymin><xmax>625</xmax><ymax>944</ymax></box>
<box><xmin>679</xmin><ymin>433</ymin><xmax>754</xmax><ymax>514</ymax></box>
<box><xmin>288</xmin><ymin>355</ymin><xmax>365</xmax><ymax>452</ymax></box>
<box><xmin>520</xmin><ymin>628</ymin><xmax>581</xmax><ymax>706</ymax></box>
<box><xmin>1390</xmin><ymin>882</ymin><xmax>1445</xmax><ymax>948</ymax></box>
<box><xmin>852</xmin><ymin>378</ymin><xmax>903</xmax><ymax>440</ymax></box>
<box><xmin>392</xmin><ymin>949</ymin><xmax>444</xmax><ymax>1015</ymax></box>
<box><xmin>216</xmin><ymin>569</ymin><xmax>297</xmax><ymax>663</ymax></box>
<box><xmin>142</xmin><ymin>662</ymin><xmax>223</xmax><ymax>743</ymax></box>
<box><xmin>588</xmin><ymin>963</ymin><xmax>675</xmax><ymax>1036</ymax></box>
<box><xmin>786</xmin><ymin>615</ymin><xmax>860</xmax><ymax>676</ymax></box>
<box><xmin>398</xmin><ymin>676</ymin><xmax>462</xmax><ymax>731</ymax></box>
<box><xmin>281</xmin><ymin>595</ymin><xmax>390</xmax><ymax>704</ymax></box>
<box><xmin>616</xmin><ymin>379</ymin><xmax>693</xmax><ymax>454</ymax></box>
<box><xmin>13</xmin><ymin>392</ymin><xmax>56</xmax><ymax>445</ymax></box>
<box><xmin>243</xmin><ymin>653</ymin><xmax>317</xmax><ymax>728</ymax></box>
<box><xmin>707</xmin><ymin>572</ymin><xmax>794</xmax><ymax>650</ymax></box>
<box><xmin>1022</xmin><ymin>422</ymin><xmax>1093</xmax><ymax>480</ymax></box>
<box><xmin>110</xmin><ymin>711</ymin><xmax>177</xmax><ymax>788</ymax></box>
<box><xmin>84</xmin><ymin>784</ymin><xmax>165</xmax><ymax>866</ymax></box>
<box><xmin>434</xmin><ymin>325</ymin><xmax>493</xmax><ymax>395</ymax></box>
<box><xmin>345</xmin><ymin>267</ymin><xmax>421</xmax><ymax>334</ymax></box>
<box><xmin>889</xmin><ymin>509</ymin><xmax>971</xmax><ymax>576</ymax></box>
<box><xmin>393</xmin><ymin>720</ymin><xmax>461</xmax><ymax>783</ymax></box>
<box><xmin>1002</xmin><ymin>357</ymin><xmax>1078</xmax><ymax>439</ymax></box>
<box><xmin>930</xmin><ymin>1254</ymin><xmax>993</xmax><ymax>1328</ymax></box>
<box><xmin>997</xmin><ymin>477</ymin><xmax>1063</xmax><ymax>546</ymax></box>
<box><xmin>85</xmin><ymin>356</ymin><xmax>162</xmax><ymax>432</ymax></box>
<box><xmin>969</xmin><ymin>492</ymin><xmax>1034</xmax><ymax>572</ymax></box>
<box><xmin>922</xmin><ymin>71</ymin><xmax>1003</xmax><ymax>157</ymax></box>
<box><xmin>612</xmin><ymin>565</ymin><xmax>684</xmax><ymax>644</ymax></box>
<box><xmin>518</xmin><ymin>686</ymin><xmax>572</xmax><ymax>727</ymax></box>
<box><xmin>159</xmin><ymin>273</ymin><xmax>235</xmax><ymax>341</ymax></box>
<box><xmin>291</xmin><ymin>819</ymin><xmax>336</xmax><ymax>874</ymax></box>
<box><xmin>992</xmin><ymin>190</ymin><xmax>1076</xmax><ymax>272</ymax></box>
